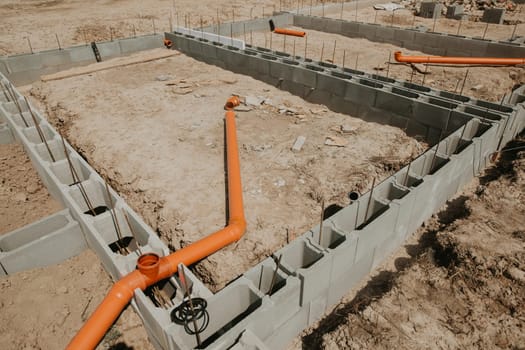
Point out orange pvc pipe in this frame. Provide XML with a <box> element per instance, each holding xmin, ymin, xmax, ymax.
<box><xmin>394</xmin><ymin>51</ymin><xmax>525</xmax><ymax>65</ymax></box>
<box><xmin>66</xmin><ymin>96</ymin><xmax>246</xmax><ymax>350</ymax></box>
<box><xmin>273</xmin><ymin>28</ymin><xmax>306</xmax><ymax>37</ymax></box>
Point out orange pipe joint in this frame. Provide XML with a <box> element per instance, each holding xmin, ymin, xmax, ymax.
<box><xmin>394</xmin><ymin>51</ymin><xmax>525</xmax><ymax>66</ymax></box>
<box><xmin>66</xmin><ymin>96</ymin><xmax>247</xmax><ymax>350</ymax></box>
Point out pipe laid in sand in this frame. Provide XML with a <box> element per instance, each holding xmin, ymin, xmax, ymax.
<box><xmin>394</xmin><ymin>51</ymin><xmax>525</xmax><ymax>66</ymax></box>
<box><xmin>66</xmin><ymin>95</ymin><xmax>246</xmax><ymax>350</ymax></box>
<box><xmin>269</xmin><ymin>19</ymin><xmax>306</xmax><ymax>37</ymax></box>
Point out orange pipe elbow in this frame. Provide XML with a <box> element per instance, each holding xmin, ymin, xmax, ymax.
<box><xmin>273</xmin><ymin>28</ymin><xmax>306</xmax><ymax>37</ymax></box>
<box><xmin>66</xmin><ymin>97</ymin><xmax>246</xmax><ymax>350</ymax></box>
<box><xmin>394</xmin><ymin>51</ymin><xmax>525</xmax><ymax>65</ymax></box>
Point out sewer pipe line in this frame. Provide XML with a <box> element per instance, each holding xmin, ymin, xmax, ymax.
<box><xmin>66</xmin><ymin>96</ymin><xmax>246</xmax><ymax>350</ymax></box>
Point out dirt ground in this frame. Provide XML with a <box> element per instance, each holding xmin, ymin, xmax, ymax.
<box><xmin>27</xmin><ymin>48</ymin><xmax>424</xmax><ymax>291</ymax></box>
<box><xmin>1</xmin><ymin>0</ymin><xmax>525</xmax><ymax>349</ymax></box>
<box><xmin>0</xmin><ymin>143</ymin><xmax>62</xmax><ymax>235</ymax></box>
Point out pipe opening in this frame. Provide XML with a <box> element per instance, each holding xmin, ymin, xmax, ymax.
<box><xmin>348</xmin><ymin>191</ymin><xmax>360</xmax><ymax>201</ymax></box>
<box><xmin>137</xmin><ymin>253</ymin><xmax>160</xmax><ymax>278</ymax></box>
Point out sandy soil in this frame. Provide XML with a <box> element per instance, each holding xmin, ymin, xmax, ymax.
<box><xmin>299</xmin><ymin>134</ymin><xmax>525</xmax><ymax>349</ymax></box>
<box><xmin>0</xmin><ymin>143</ymin><xmax>62</xmax><ymax>235</ymax></box>
<box><xmin>1</xmin><ymin>1</ymin><xmax>525</xmax><ymax>349</ymax></box>
<box><xmin>0</xmin><ymin>0</ymin><xmax>340</xmax><ymax>55</ymax></box>
<box><xmin>27</xmin><ymin>49</ymin><xmax>424</xmax><ymax>291</ymax></box>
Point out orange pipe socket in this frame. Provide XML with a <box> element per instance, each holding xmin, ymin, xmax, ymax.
<box><xmin>269</xmin><ymin>19</ymin><xmax>306</xmax><ymax>37</ymax></box>
<box><xmin>66</xmin><ymin>96</ymin><xmax>246</xmax><ymax>350</ymax></box>
<box><xmin>394</xmin><ymin>51</ymin><xmax>525</xmax><ymax>66</ymax></box>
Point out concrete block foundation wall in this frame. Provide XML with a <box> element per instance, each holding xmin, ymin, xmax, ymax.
<box><xmin>1</xmin><ymin>12</ymin><xmax>525</xmax><ymax>349</ymax></box>
<box><xmin>292</xmin><ymin>14</ymin><xmax>525</xmax><ymax>58</ymax></box>
<box><xmin>0</xmin><ymin>34</ymin><xmax>163</xmax><ymax>85</ymax></box>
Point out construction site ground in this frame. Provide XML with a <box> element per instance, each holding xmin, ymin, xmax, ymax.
<box><xmin>0</xmin><ymin>1</ymin><xmax>524</xmax><ymax>349</ymax></box>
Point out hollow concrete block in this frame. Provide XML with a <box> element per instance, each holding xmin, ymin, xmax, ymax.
<box><xmin>96</xmin><ymin>40</ymin><xmax>122</xmax><ymax>59</ymax></box>
<box><xmin>481</xmin><ymin>8</ymin><xmax>505</xmax><ymax>24</ymax></box>
<box><xmin>230</xmin><ymin>329</ymin><xmax>270</xmax><ymax>350</ymax></box>
<box><xmin>343</xmin><ymin>80</ymin><xmax>378</xmax><ymax>106</ymax></box>
<box><xmin>375</xmin><ymin>88</ymin><xmax>417</xmax><ymax>119</ymax></box>
<box><xmin>341</xmin><ymin>21</ymin><xmax>360</xmax><ymax>37</ymax></box>
<box><xmin>4</xmin><ymin>53</ymin><xmax>44</xmax><ymax>73</ymax></box>
<box><xmin>0</xmin><ymin>124</ymin><xmax>14</xmax><ymax>144</ymax></box>
<box><xmin>413</xmin><ymin>100</ymin><xmax>453</xmax><ymax>130</ymax></box>
<box><xmin>316</xmin><ymin>72</ymin><xmax>346</xmax><ymax>97</ymax></box>
<box><xmin>394</xmin><ymin>28</ymin><xmax>416</xmax><ymax>46</ymax></box>
<box><xmin>66</xmin><ymin>45</ymin><xmax>97</xmax><ymax>64</ymax></box>
<box><xmin>420</xmin><ymin>2</ymin><xmax>443</xmax><ymax>19</ymax></box>
<box><xmin>292</xmin><ymin>65</ymin><xmax>318</xmax><ymax>87</ymax></box>
<box><xmin>374</xmin><ymin>26</ymin><xmax>395</xmax><ymax>43</ymax></box>
<box><xmin>358</xmin><ymin>23</ymin><xmax>377</xmax><ymax>41</ymax></box>
<box><xmin>274</xmin><ymin>238</ymin><xmax>330</xmax><ymax>307</ymax></box>
<box><xmin>263</xmin><ymin>305</ymin><xmax>309</xmax><ymax>350</ymax></box>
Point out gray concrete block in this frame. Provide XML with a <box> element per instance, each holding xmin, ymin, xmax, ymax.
<box><xmin>344</xmin><ymin>79</ymin><xmax>379</xmax><ymax>106</ymax></box>
<box><xmin>263</xmin><ymin>306</ymin><xmax>309</xmax><ymax>349</ymax></box>
<box><xmin>280</xmin><ymin>79</ymin><xmax>308</xmax><ymax>98</ymax></box>
<box><xmin>274</xmin><ymin>238</ymin><xmax>330</xmax><ymax>306</ymax></box>
<box><xmin>38</xmin><ymin>49</ymin><xmax>73</xmax><ymax>68</ymax></box>
<box><xmin>374</xmin><ymin>26</ymin><xmax>395</xmax><ymax>43</ymax></box>
<box><xmin>413</xmin><ymin>100</ymin><xmax>453</xmax><ymax>130</ymax></box>
<box><xmin>0</xmin><ymin>124</ymin><xmax>14</xmax><ymax>144</ymax></box>
<box><xmin>96</xmin><ymin>40</ymin><xmax>122</xmax><ymax>59</ymax></box>
<box><xmin>485</xmin><ymin>42</ymin><xmax>525</xmax><ymax>58</ymax></box>
<box><xmin>4</xmin><ymin>53</ymin><xmax>43</xmax><ymax>73</ymax></box>
<box><xmin>66</xmin><ymin>45</ymin><xmax>96</xmax><ymax>64</ymax></box>
<box><xmin>394</xmin><ymin>28</ymin><xmax>416</xmax><ymax>46</ymax></box>
<box><xmin>482</xmin><ymin>8</ymin><xmax>505</xmax><ymax>24</ymax></box>
<box><xmin>0</xmin><ymin>209</ymin><xmax>87</xmax><ymax>274</ymax></box>
<box><xmin>358</xmin><ymin>23</ymin><xmax>378</xmax><ymax>41</ymax></box>
<box><xmin>326</xmin><ymin>247</ymin><xmax>374</xmax><ymax>307</ymax></box>
<box><xmin>325</xmin><ymin>19</ymin><xmax>343</xmax><ymax>33</ymax></box>
<box><xmin>418</xmin><ymin>32</ymin><xmax>443</xmax><ymax>49</ymax></box>
<box><xmin>420</xmin><ymin>2</ymin><xmax>443</xmax><ymax>19</ymax></box>
<box><xmin>308</xmin><ymin>294</ymin><xmax>328</xmax><ymax>325</ymax></box>
<box><xmin>316</xmin><ymin>72</ymin><xmax>347</xmax><ymax>97</ymax></box>
<box><xmin>293</xmin><ymin>14</ymin><xmax>312</xmax><ymax>28</ymax></box>
<box><xmin>230</xmin><ymin>329</ymin><xmax>270</xmax><ymax>350</ymax></box>
<box><xmin>375</xmin><ymin>88</ymin><xmax>417</xmax><ymax>118</ymax></box>
<box><xmin>341</xmin><ymin>21</ymin><xmax>361</xmax><ymax>37</ymax></box>
<box><xmin>293</xmin><ymin>64</ymin><xmax>319</xmax><ymax>87</ymax></box>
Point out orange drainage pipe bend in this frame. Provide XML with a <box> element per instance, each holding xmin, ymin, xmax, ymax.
<box><xmin>394</xmin><ymin>51</ymin><xmax>525</xmax><ymax>65</ymax></box>
<box><xmin>66</xmin><ymin>96</ymin><xmax>246</xmax><ymax>350</ymax></box>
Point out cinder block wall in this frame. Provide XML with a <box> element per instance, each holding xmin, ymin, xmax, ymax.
<box><xmin>293</xmin><ymin>14</ymin><xmax>525</xmax><ymax>58</ymax></box>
